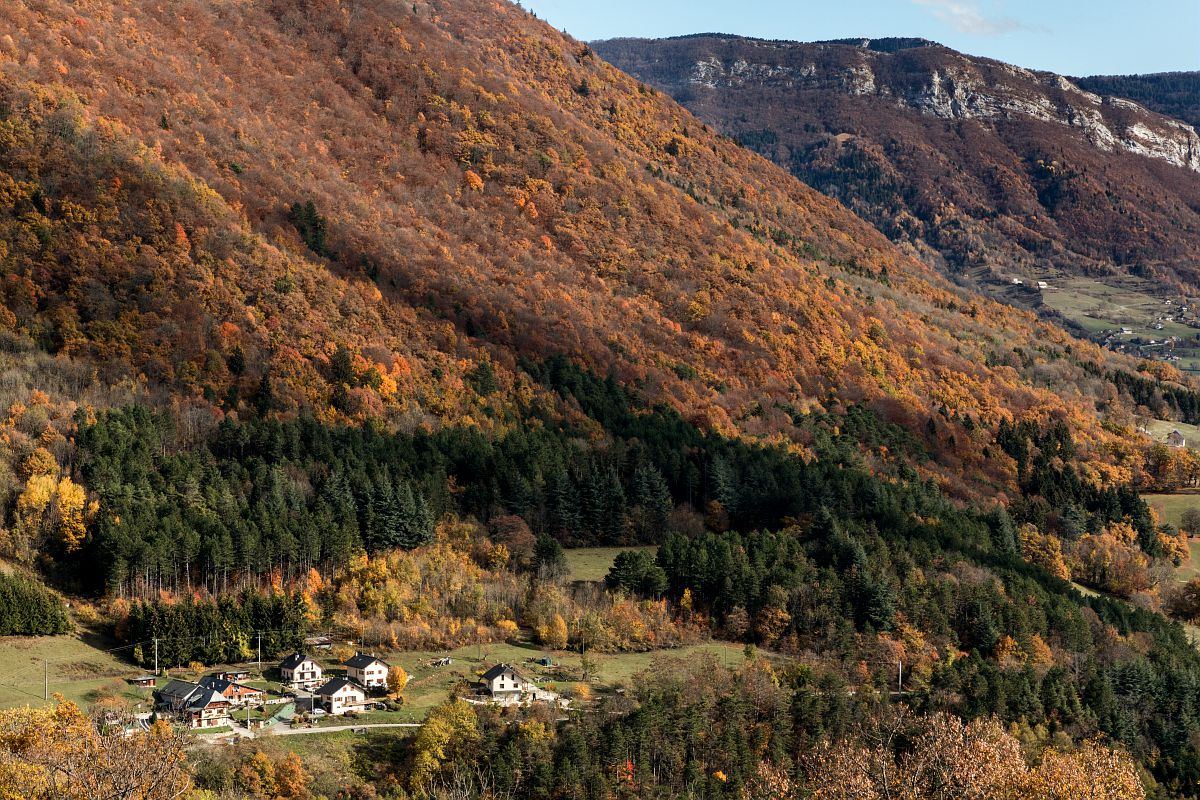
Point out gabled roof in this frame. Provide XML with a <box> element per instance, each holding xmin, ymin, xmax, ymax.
<box><xmin>482</xmin><ymin>663</ymin><xmax>524</xmax><ymax>682</ymax></box>
<box><xmin>198</xmin><ymin>675</ymin><xmax>233</xmax><ymax>693</ymax></box>
<box><xmin>315</xmin><ymin>676</ymin><xmax>363</xmax><ymax>696</ymax></box>
<box><xmin>199</xmin><ymin>675</ymin><xmax>261</xmax><ymax>694</ymax></box>
<box><xmin>279</xmin><ymin>652</ymin><xmax>315</xmax><ymax>671</ymax></box>
<box><xmin>187</xmin><ymin>688</ymin><xmax>230</xmax><ymax>710</ymax></box>
<box><xmin>344</xmin><ymin>652</ymin><xmax>388</xmax><ymax>669</ymax></box>
<box><xmin>156</xmin><ymin>679</ymin><xmax>202</xmax><ymax>702</ymax></box>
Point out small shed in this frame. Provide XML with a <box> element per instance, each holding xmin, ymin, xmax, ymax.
<box><xmin>129</xmin><ymin>675</ymin><xmax>157</xmax><ymax>688</ymax></box>
<box><xmin>1168</xmin><ymin>429</ymin><xmax>1187</xmax><ymax>448</ymax></box>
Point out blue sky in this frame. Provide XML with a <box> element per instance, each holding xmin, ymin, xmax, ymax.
<box><xmin>519</xmin><ymin>0</ymin><xmax>1199</xmax><ymax>76</ymax></box>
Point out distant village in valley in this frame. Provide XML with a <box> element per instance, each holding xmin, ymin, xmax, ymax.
<box><xmin>1010</xmin><ymin>275</ymin><xmax>1200</xmax><ymax>369</ymax></box>
<box><xmin>129</xmin><ymin>639</ymin><xmax>570</xmax><ymax>737</ymax></box>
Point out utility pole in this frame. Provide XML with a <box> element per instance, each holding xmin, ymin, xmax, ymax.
<box><xmin>257</xmin><ymin>632</ymin><xmax>262</xmax><ymax>676</ymax></box>
<box><xmin>153</xmin><ymin>637</ymin><xmax>159</xmax><ymax>676</ymax></box>
<box><xmin>897</xmin><ymin>659</ymin><xmax>903</xmax><ymax>694</ymax></box>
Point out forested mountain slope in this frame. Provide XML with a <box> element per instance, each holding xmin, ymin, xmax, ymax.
<box><xmin>594</xmin><ymin>35</ymin><xmax>1200</xmax><ymax>295</ymax></box>
<box><xmin>0</xmin><ymin>0</ymin><xmax>1175</xmax><ymax>501</ymax></box>
<box><xmin>3</xmin><ymin>3</ymin><xmax>1200</xmax><ymax>797</ymax></box>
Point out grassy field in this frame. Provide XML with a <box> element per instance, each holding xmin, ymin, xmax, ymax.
<box><xmin>334</xmin><ymin>638</ymin><xmax>748</xmax><ymax>723</ymax></box>
<box><xmin>0</xmin><ymin>633</ymin><xmax>152</xmax><ymax>710</ymax></box>
<box><xmin>1145</xmin><ymin>421</ymin><xmax>1200</xmax><ymax>449</ymax></box>
<box><xmin>1041</xmin><ymin>276</ymin><xmax>1196</xmax><ymax>339</ymax></box>
<box><xmin>1143</xmin><ymin>492</ymin><xmax>1200</xmax><ymax>529</ymax></box>
<box><xmin>564</xmin><ymin>546</ymin><xmax>657</xmax><ymax>582</ymax></box>
<box><xmin>1144</xmin><ymin>492</ymin><xmax>1200</xmax><ymax>582</ymax></box>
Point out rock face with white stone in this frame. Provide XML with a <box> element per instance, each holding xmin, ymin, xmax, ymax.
<box><xmin>594</xmin><ymin>35</ymin><xmax>1200</xmax><ymax>290</ymax></box>
<box><xmin>669</xmin><ymin>39</ymin><xmax>1200</xmax><ymax>172</ymax></box>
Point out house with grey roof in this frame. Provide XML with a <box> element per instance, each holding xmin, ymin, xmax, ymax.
<box><xmin>344</xmin><ymin>651</ymin><xmax>389</xmax><ymax>689</ymax></box>
<box><xmin>315</xmin><ymin>676</ymin><xmax>368</xmax><ymax>715</ymax></box>
<box><xmin>198</xmin><ymin>674</ymin><xmax>265</xmax><ymax>706</ymax></box>
<box><xmin>279</xmin><ymin>653</ymin><xmax>323</xmax><ymax>690</ymax></box>
<box><xmin>154</xmin><ymin>679</ymin><xmax>232</xmax><ymax>729</ymax></box>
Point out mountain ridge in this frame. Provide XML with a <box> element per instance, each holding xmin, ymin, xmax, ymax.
<box><xmin>593</xmin><ymin>34</ymin><xmax>1200</xmax><ymax>296</ymax></box>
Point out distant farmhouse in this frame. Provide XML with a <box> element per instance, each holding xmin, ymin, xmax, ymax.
<box><xmin>279</xmin><ymin>653</ymin><xmax>324</xmax><ymax>690</ymax></box>
<box><xmin>344</xmin><ymin>652</ymin><xmax>390</xmax><ymax>689</ymax></box>
<box><xmin>1168</xmin><ymin>429</ymin><xmax>1187</xmax><ymax>448</ymax></box>
<box><xmin>482</xmin><ymin>663</ymin><xmax>530</xmax><ymax>704</ymax></box>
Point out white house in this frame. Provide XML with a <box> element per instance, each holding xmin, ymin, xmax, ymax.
<box><xmin>344</xmin><ymin>652</ymin><xmax>390</xmax><ymax>689</ymax></box>
<box><xmin>482</xmin><ymin>664</ymin><xmax>533</xmax><ymax>703</ymax></box>
<box><xmin>1167</xmin><ymin>429</ymin><xmax>1187</xmax><ymax>448</ymax></box>
<box><xmin>279</xmin><ymin>653</ymin><xmax>323</xmax><ymax>691</ymax></box>
<box><xmin>315</xmin><ymin>677</ymin><xmax>368</xmax><ymax>715</ymax></box>
<box><xmin>480</xmin><ymin>663</ymin><xmax>562</xmax><ymax>707</ymax></box>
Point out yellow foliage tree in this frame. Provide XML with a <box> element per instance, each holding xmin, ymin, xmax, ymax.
<box><xmin>409</xmin><ymin>699</ymin><xmax>479</xmax><ymax>792</ymax></box>
<box><xmin>386</xmin><ymin>664</ymin><xmax>409</xmax><ymax>695</ymax></box>
<box><xmin>540</xmin><ymin>613</ymin><xmax>568</xmax><ymax>650</ymax></box>
<box><xmin>20</xmin><ymin>447</ymin><xmax>57</xmax><ymax>480</ymax></box>
<box><xmin>235</xmin><ymin>750</ymin><xmax>276</xmax><ymax>799</ymax></box>
<box><xmin>54</xmin><ymin>476</ymin><xmax>87</xmax><ymax>553</ymax></box>
<box><xmin>0</xmin><ymin>700</ymin><xmax>190</xmax><ymax>800</ymax></box>
<box><xmin>1018</xmin><ymin>524</ymin><xmax>1070</xmax><ymax>581</ymax></box>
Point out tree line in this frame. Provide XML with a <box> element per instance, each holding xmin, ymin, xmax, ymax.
<box><xmin>72</xmin><ymin>359</ymin><xmax>929</xmax><ymax>597</ymax></box>
<box><xmin>122</xmin><ymin>592</ymin><xmax>308</xmax><ymax>669</ymax></box>
<box><xmin>0</xmin><ymin>572</ymin><xmax>70</xmax><ymax>636</ymax></box>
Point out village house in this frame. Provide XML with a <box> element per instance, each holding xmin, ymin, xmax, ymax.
<box><xmin>183</xmin><ymin>688</ymin><xmax>233</xmax><ymax>730</ymax></box>
<box><xmin>154</xmin><ymin>680</ymin><xmax>232</xmax><ymax>729</ymax></box>
<box><xmin>279</xmin><ymin>653</ymin><xmax>324</xmax><ymax>691</ymax></box>
<box><xmin>344</xmin><ymin>652</ymin><xmax>389</xmax><ymax>689</ymax></box>
<box><xmin>199</xmin><ymin>674</ymin><xmax>265</xmax><ymax>706</ymax></box>
<box><xmin>480</xmin><ymin>663</ymin><xmax>565</xmax><ymax>707</ymax></box>
<box><xmin>1168</xmin><ymin>429</ymin><xmax>1187</xmax><ymax>448</ymax></box>
<box><xmin>315</xmin><ymin>676</ymin><xmax>368</xmax><ymax>715</ymax></box>
<box><xmin>155</xmin><ymin>679</ymin><xmax>203</xmax><ymax>714</ymax></box>
<box><xmin>481</xmin><ymin>663</ymin><xmax>536</xmax><ymax>704</ymax></box>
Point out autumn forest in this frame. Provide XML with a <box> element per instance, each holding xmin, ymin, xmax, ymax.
<box><xmin>0</xmin><ymin>0</ymin><xmax>1196</xmax><ymax>798</ymax></box>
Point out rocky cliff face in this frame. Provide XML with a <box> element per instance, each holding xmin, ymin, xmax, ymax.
<box><xmin>631</xmin><ymin>37</ymin><xmax>1200</xmax><ymax>171</ymax></box>
<box><xmin>596</xmin><ymin>36</ymin><xmax>1200</xmax><ymax>291</ymax></box>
